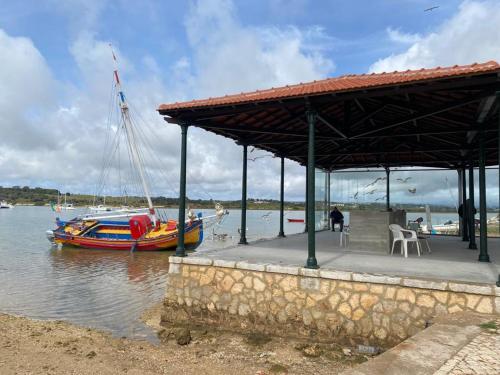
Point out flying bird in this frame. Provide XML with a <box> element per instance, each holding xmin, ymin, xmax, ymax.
<box><xmin>375</xmin><ymin>195</ymin><xmax>386</xmax><ymax>201</ymax></box>
<box><xmin>261</xmin><ymin>211</ymin><xmax>272</xmax><ymax>220</ymax></box>
<box><xmin>424</xmin><ymin>6</ymin><xmax>439</xmax><ymax>12</ymax></box>
<box><xmin>396</xmin><ymin>177</ymin><xmax>412</xmax><ymax>183</ymax></box>
<box><xmin>408</xmin><ymin>188</ymin><xmax>417</xmax><ymax>194</ymax></box>
<box><xmin>352</xmin><ymin>192</ymin><xmax>359</xmax><ymax>200</ymax></box>
<box><xmin>365</xmin><ymin>177</ymin><xmax>386</xmax><ymax>188</ymax></box>
<box><xmin>248</xmin><ymin>155</ymin><xmax>268</xmax><ymax>162</ymax></box>
<box><xmin>365</xmin><ymin>189</ymin><xmax>377</xmax><ymax>195</ymax></box>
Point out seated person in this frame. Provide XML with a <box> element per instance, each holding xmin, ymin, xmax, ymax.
<box><xmin>330</xmin><ymin>207</ymin><xmax>344</xmax><ymax>232</ymax></box>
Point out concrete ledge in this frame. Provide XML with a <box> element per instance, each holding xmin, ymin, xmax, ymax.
<box><xmin>266</xmin><ymin>264</ymin><xmax>300</xmax><ymax>275</ymax></box>
<box><xmin>299</xmin><ymin>268</ymin><xmax>321</xmax><ymax>278</ymax></box>
<box><xmin>181</xmin><ymin>257</ymin><xmax>213</xmax><ymax>266</ymax></box>
<box><xmin>448</xmin><ymin>282</ymin><xmax>493</xmax><ymax>296</ymax></box>
<box><xmin>235</xmin><ymin>261</ymin><xmax>267</xmax><ymax>272</ymax></box>
<box><xmin>213</xmin><ymin>259</ymin><xmax>236</xmax><ymax>268</ymax></box>
<box><xmin>352</xmin><ymin>273</ymin><xmax>402</xmax><ymax>285</ymax></box>
<box><xmin>169</xmin><ymin>256</ymin><xmax>183</xmax><ymax>264</ymax></box>
<box><xmin>320</xmin><ymin>269</ymin><xmax>352</xmax><ymax>281</ymax></box>
<box><xmin>403</xmin><ymin>278</ymin><xmax>448</xmax><ymax>291</ymax></box>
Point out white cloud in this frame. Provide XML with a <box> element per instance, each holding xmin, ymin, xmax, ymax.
<box><xmin>370</xmin><ymin>0</ymin><xmax>500</xmax><ymax>72</ymax></box>
<box><xmin>0</xmin><ymin>0</ymin><xmax>335</xmax><ymax>202</ymax></box>
<box><xmin>386</xmin><ymin>27</ymin><xmax>421</xmax><ymax>44</ymax></box>
<box><xmin>182</xmin><ymin>0</ymin><xmax>334</xmax><ymax>98</ymax></box>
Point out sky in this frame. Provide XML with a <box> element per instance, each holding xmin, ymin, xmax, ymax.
<box><xmin>0</xmin><ymin>0</ymin><xmax>498</xmax><ymax>207</ymax></box>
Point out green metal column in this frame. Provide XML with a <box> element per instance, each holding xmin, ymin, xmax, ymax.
<box><xmin>457</xmin><ymin>169</ymin><xmax>463</xmax><ymax>238</ymax></box>
<box><xmin>304</xmin><ymin>164</ymin><xmax>308</xmax><ymax>233</ymax></box>
<box><xmin>327</xmin><ymin>172</ymin><xmax>331</xmax><ymax>230</ymax></box>
<box><xmin>478</xmin><ymin>125</ymin><xmax>490</xmax><ymax>262</ymax></box>
<box><xmin>278</xmin><ymin>156</ymin><xmax>285</xmax><ymax>237</ymax></box>
<box><xmin>468</xmin><ymin>163</ymin><xmax>477</xmax><ymax>250</ymax></box>
<box><xmin>239</xmin><ymin>144</ymin><xmax>248</xmax><ymax>245</ymax></box>
<box><xmin>385</xmin><ymin>168</ymin><xmax>390</xmax><ymax>211</ymax></box>
<box><xmin>461</xmin><ymin>167</ymin><xmax>469</xmax><ymax>241</ymax></box>
<box><xmin>323</xmin><ymin>171</ymin><xmax>328</xmax><ymax>228</ymax></box>
<box><xmin>305</xmin><ymin>109</ymin><xmax>318</xmax><ymax>269</ymax></box>
<box><xmin>176</xmin><ymin>124</ymin><xmax>188</xmax><ymax>257</ymax></box>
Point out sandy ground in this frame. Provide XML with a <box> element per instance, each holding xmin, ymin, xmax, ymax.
<box><xmin>0</xmin><ymin>307</ymin><xmax>371</xmax><ymax>375</ymax></box>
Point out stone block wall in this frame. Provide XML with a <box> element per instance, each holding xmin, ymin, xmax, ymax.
<box><xmin>163</xmin><ymin>257</ymin><xmax>500</xmax><ymax>347</ymax></box>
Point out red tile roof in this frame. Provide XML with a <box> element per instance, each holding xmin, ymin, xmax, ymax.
<box><xmin>158</xmin><ymin>61</ymin><xmax>500</xmax><ymax>111</ymax></box>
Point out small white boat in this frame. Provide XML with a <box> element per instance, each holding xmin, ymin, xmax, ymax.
<box><xmin>0</xmin><ymin>201</ymin><xmax>13</xmax><ymax>209</ymax></box>
<box><xmin>422</xmin><ymin>220</ymin><xmax>459</xmax><ymax>234</ymax></box>
<box><xmin>88</xmin><ymin>204</ymin><xmax>113</xmax><ymax>212</ymax></box>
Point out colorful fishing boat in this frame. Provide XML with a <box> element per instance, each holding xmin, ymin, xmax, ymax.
<box><xmin>47</xmin><ymin>213</ymin><xmax>204</xmax><ymax>251</ymax></box>
<box><xmin>47</xmin><ymin>47</ymin><xmax>225</xmax><ymax>251</ymax></box>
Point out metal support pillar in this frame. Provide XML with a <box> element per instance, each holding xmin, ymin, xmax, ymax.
<box><xmin>239</xmin><ymin>144</ymin><xmax>248</xmax><ymax>245</ymax></box>
<box><xmin>176</xmin><ymin>124</ymin><xmax>188</xmax><ymax>257</ymax></box>
<box><xmin>323</xmin><ymin>172</ymin><xmax>328</xmax><ymax>229</ymax></box>
<box><xmin>385</xmin><ymin>168</ymin><xmax>390</xmax><ymax>211</ymax></box>
<box><xmin>305</xmin><ymin>109</ymin><xmax>318</xmax><ymax>269</ymax></box>
<box><xmin>478</xmin><ymin>126</ymin><xmax>490</xmax><ymax>262</ymax></box>
<box><xmin>461</xmin><ymin>167</ymin><xmax>469</xmax><ymax>241</ymax></box>
<box><xmin>304</xmin><ymin>164</ymin><xmax>308</xmax><ymax>233</ymax></box>
<box><xmin>457</xmin><ymin>169</ymin><xmax>463</xmax><ymax>238</ymax></box>
<box><xmin>468</xmin><ymin>163</ymin><xmax>477</xmax><ymax>250</ymax></box>
<box><xmin>327</xmin><ymin>172</ymin><xmax>331</xmax><ymax>230</ymax></box>
<box><xmin>278</xmin><ymin>156</ymin><xmax>285</xmax><ymax>237</ymax></box>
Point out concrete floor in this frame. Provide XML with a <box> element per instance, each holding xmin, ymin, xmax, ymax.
<box><xmin>197</xmin><ymin>231</ymin><xmax>500</xmax><ymax>284</ymax></box>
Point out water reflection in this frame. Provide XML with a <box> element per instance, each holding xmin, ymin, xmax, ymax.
<box><xmin>49</xmin><ymin>247</ymin><xmax>172</xmax><ymax>283</ymax></box>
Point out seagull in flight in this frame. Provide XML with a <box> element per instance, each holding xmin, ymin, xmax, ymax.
<box><xmin>365</xmin><ymin>189</ymin><xmax>377</xmax><ymax>195</ymax></box>
<box><xmin>375</xmin><ymin>195</ymin><xmax>386</xmax><ymax>201</ymax></box>
<box><xmin>408</xmin><ymin>188</ymin><xmax>417</xmax><ymax>194</ymax></box>
<box><xmin>365</xmin><ymin>177</ymin><xmax>386</xmax><ymax>188</ymax></box>
<box><xmin>397</xmin><ymin>177</ymin><xmax>412</xmax><ymax>183</ymax></box>
<box><xmin>261</xmin><ymin>211</ymin><xmax>272</xmax><ymax>219</ymax></box>
<box><xmin>424</xmin><ymin>6</ymin><xmax>439</xmax><ymax>12</ymax></box>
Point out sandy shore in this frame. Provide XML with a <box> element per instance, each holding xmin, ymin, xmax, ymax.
<box><xmin>0</xmin><ymin>308</ymin><xmax>371</xmax><ymax>375</ymax></box>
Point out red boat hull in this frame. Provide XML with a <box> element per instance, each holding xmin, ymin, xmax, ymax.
<box><xmin>287</xmin><ymin>218</ymin><xmax>304</xmax><ymax>223</ymax></box>
<box><xmin>53</xmin><ymin>220</ymin><xmax>202</xmax><ymax>251</ymax></box>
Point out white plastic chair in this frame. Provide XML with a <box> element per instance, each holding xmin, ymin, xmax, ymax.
<box><xmin>339</xmin><ymin>225</ymin><xmax>350</xmax><ymax>247</ymax></box>
<box><xmin>389</xmin><ymin>224</ymin><xmax>421</xmax><ymax>257</ymax></box>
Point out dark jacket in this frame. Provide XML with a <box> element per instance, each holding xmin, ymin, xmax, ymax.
<box><xmin>330</xmin><ymin>210</ymin><xmax>344</xmax><ymax>221</ymax></box>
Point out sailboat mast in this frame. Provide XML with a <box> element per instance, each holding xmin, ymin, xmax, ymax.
<box><xmin>110</xmin><ymin>46</ymin><xmax>157</xmax><ymax>224</ymax></box>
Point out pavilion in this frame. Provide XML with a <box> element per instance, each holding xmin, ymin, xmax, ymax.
<box><xmin>158</xmin><ymin>61</ymin><xmax>500</xmax><ymax>271</ymax></box>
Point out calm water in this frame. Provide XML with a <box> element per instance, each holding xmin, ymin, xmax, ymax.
<box><xmin>0</xmin><ymin>206</ymin><xmax>489</xmax><ymax>341</ymax></box>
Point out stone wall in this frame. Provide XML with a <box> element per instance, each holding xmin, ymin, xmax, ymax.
<box><xmin>163</xmin><ymin>257</ymin><xmax>500</xmax><ymax>347</ymax></box>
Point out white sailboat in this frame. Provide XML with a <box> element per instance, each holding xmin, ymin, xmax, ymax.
<box><xmin>47</xmin><ymin>46</ymin><xmax>227</xmax><ymax>251</ymax></box>
<box><xmin>0</xmin><ymin>201</ymin><xmax>14</xmax><ymax>209</ymax></box>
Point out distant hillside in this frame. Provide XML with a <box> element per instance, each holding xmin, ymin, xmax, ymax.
<box><xmin>1</xmin><ymin>185</ymin><xmax>488</xmax><ymax>212</ymax></box>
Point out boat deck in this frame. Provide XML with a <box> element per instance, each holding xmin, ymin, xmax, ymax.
<box><xmin>196</xmin><ymin>231</ymin><xmax>500</xmax><ymax>285</ymax></box>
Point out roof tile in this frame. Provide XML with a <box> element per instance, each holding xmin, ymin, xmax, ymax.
<box><xmin>158</xmin><ymin>61</ymin><xmax>500</xmax><ymax>111</ymax></box>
